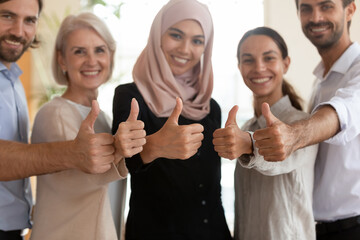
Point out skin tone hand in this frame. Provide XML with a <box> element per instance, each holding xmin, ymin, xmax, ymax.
<box><xmin>114</xmin><ymin>98</ymin><xmax>146</xmax><ymax>161</ymax></box>
<box><xmin>213</xmin><ymin>105</ymin><xmax>252</xmax><ymax>160</ymax></box>
<box><xmin>72</xmin><ymin>100</ymin><xmax>116</xmax><ymax>173</ymax></box>
<box><xmin>253</xmin><ymin>102</ymin><xmax>296</xmax><ymax>162</ymax></box>
<box><xmin>254</xmin><ymin>102</ymin><xmax>340</xmax><ymax>162</ymax></box>
<box><xmin>140</xmin><ymin>97</ymin><xmax>204</xmax><ymax>164</ymax></box>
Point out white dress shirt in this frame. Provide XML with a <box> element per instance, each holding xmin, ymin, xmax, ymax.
<box><xmin>234</xmin><ymin>96</ymin><xmax>318</xmax><ymax>240</ymax></box>
<box><xmin>311</xmin><ymin>42</ymin><xmax>360</xmax><ymax>221</ymax></box>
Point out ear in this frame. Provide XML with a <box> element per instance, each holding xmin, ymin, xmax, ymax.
<box><xmin>57</xmin><ymin>51</ymin><xmax>66</xmax><ymax>72</ymax></box>
<box><xmin>283</xmin><ymin>56</ymin><xmax>291</xmax><ymax>74</ymax></box>
<box><xmin>346</xmin><ymin>2</ymin><xmax>356</xmax><ymax>23</ymax></box>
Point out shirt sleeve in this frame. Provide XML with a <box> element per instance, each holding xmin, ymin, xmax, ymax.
<box><xmin>238</xmin><ymin>132</ymin><xmax>318</xmax><ymax>176</ymax></box>
<box><xmin>312</xmin><ymin>70</ymin><xmax>360</xmax><ymax>145</ymax></box>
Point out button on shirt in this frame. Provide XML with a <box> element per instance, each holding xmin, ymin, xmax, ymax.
<box><xmin>311</xmin><ymin>42</ymin><xmax>360</xmax><ymax>221</ymax></box>
<box><xmin>0</xmin><ymin>62</ymin><xmax>32</xmax><ymax>230</ymax></box>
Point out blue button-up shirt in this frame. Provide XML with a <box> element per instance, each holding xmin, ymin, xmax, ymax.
<box><xmin>0</xmin><ymin>62</ymin><xmax>32</xmax><ymax>230</ymax></box>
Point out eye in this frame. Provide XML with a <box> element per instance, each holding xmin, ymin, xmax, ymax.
<box><xmin>95</xmin><ymin>46</ymin><xmax>106</xmax><ymax>54</ymax></box>
<box><xmin>74</xmin><ymin>49</ymin><xmax>86</xmax><ymax>55</ymax></box>
<box><xmin>25</xmin><ymin>17</ymin><xmax>37</xmax><ymax>25</ymax></box>
<box><xmin>193</xmin><ymin>38</ymin><xmax>204</xmax><ymax>45</ymax></box>
<box><xmin>300</xmin><ymin>6</ymin><xmax>312</xmax><ymax>14</ymax></box>
<box><xmin>264</xmin><ymin>56</ymin><xmax>275</xmax><ymax>62</ymax></box>
<box><xmin>169</xmin><ymin>33</ymin><xmax>182</xmax><ymax>40</ymax></box>
<box><xmin>321</xmin><ymin>4</ymin><xmax>332</xmax><ymax>11</ymax></box>
<box><xmin>241</xmin><ymin>58</ymin><xmax>254</xmax><ymax>64</ymax></box>
<box><xmin>0</xmin><ymin>14</ymin><xmax>13</xmax><ymax>20</ymax></box>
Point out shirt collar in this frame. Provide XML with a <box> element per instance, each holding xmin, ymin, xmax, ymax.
<box><xmin>313</xmin><ymin>42</ymin><xmax>360</xmax><ymax>81</ymax></box>
<box><xmin>0</xmin><ymin>61</ymin><xmax>23</xmax><ymax>79</ymax></box>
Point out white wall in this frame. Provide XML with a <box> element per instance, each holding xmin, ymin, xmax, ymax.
<box><xmin>263</xmin><ymin>0</ymin><xmax>360</xmax><ymax>108</ymax></box>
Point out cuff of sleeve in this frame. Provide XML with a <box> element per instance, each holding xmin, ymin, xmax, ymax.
<box><xmin>238</xmin><ymin>131</ymin><xmax>257</xmax><ymax>168</ymax></box>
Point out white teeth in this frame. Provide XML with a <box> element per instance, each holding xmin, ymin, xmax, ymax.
<box><xmin>5</xmin><ymin>39</ymin><xmax>20</xmax><ymax>46</ymax></box>
<box><xmin>252</xmin><ymin>77</ymin><xmax>270</xmax><ymax>83</ymax></box>
<box><xmin>82</xmin><ymin>71</ymin><xmax>99</xmax><ymax>76</ymax></box>
<box><xmin>174</xmin><ymin>56</ymin><xmax>187</xmax><ymax>64</ymax></box>
<box><xmin>312</xmin><ymin>27</ymin><xmax>327</xmax><ymax>33</ymax></box>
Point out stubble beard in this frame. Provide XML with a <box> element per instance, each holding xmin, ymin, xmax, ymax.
<box><xmin>0</xmin><ymin>35</ymin><xmax>32</xmax><ymax>63</ymax></box>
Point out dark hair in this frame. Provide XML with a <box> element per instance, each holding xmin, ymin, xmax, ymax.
<box><xmin>295</xmin><ymin>0</ymin><xmax>354</xmax><ymax>9</ymax></box>
<box><xmin>237</xmin><ymin>26</ymin><xmax>303</xmax><ymax>111</ymax></box>
<box><xmin>0</xmin><ymin>0</ymin><xmax>43</xmax><ymax>48</ymax></box>
<box><xmin>294</xmin><ymin>0</ymin><xmax>354</xmax><ymax>29</ymax></box>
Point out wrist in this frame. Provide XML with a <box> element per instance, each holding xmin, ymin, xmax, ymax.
<box><xmin>140</xmin><ymin>135</ymin><xmax>158</xmax><ymax>164</ymax></box>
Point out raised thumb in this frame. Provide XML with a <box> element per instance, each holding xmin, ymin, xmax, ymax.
<box><xmin>262</xmin><ymin>102</ymin><xmax>276</xmax><ymax>127</ymax></box>
<box><xmin>167</xmin><ymin>97</ymin><xmax>183</xmax><ymax>125</ymax></box>
<box><xmin>81</xmin><ymin>100</ymin><xmax>100</xmax><ymax>133</ymax></box>
<box><xmin>225</xmin><ymin>105</ymin><xmax>239</xmax><ymax>127</ymax></box>
<box><xmin>126</xmin><ymin>98</ymin><xmax>139</xmax><ymax>122</ymax></box>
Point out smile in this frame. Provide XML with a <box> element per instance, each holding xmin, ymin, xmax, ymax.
<box><xmin>251</xmin><ymin>77</ymin><xmax>270</xmax><ymax>84</ymax></box>
<box><xmin>82</xmin><ymin>71</ymin><xmax>100</xmax><ymax>76</ymax></box>
<box><xmin>173</xmin><ymin>56</ymin><xmax>188</xmax><ymax>64</ymax></box>
<box><xmin>310</xmin><ymin>27</ymin><xmax>328</xmax><ymax>33</ymax></box>
<box><xmin>5</xmin><ymin>39</ymin><xmax>21</xmax><ymax>46</ymax></box>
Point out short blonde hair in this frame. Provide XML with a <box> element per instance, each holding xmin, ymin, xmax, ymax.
<box><xmin>52</xmin><ymin>12</ymin><xmax>116</xmax><ymax>85</ymax></box>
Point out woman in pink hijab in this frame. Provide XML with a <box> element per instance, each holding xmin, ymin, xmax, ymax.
<box><xmin>112</xmin><ymin>0</ymin><xmax>231</xmax><ymax>239</ymax></box>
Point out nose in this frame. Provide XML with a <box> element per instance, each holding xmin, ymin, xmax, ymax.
<box><xmin>177</xmin><ymin>40</ymin><xmax>191</xmax><ymax>55</ymax></box>
<box><xmin>255</xmin><ymin>59</ymin><xmax>266</xmax><ymax>72</ymax></box>
<box><xmin>86</xmin><ymin>53</ymin><xmax>97</xmax><ymax>66</ymax></box>
<box><xmin>9</xmin><ymin>20</ymin><xmax>24</xmax><ymax>38</ymax></box>
<box><xmin>310</xmin><ymin>9</ymin><xmax>324</xmax><ymax>23</ymax></box>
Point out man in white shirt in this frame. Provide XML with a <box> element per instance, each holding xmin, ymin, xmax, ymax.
<box><xmin>253</xmin><ymin>0</ymin><xmax>360</xmax><ymax>239</ymax></box>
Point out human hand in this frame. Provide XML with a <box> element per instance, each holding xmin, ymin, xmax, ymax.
<box><xmin>73</xmin><ymin>100</ymin><xmax>115</xmax><ymax>173</ymax></box>
<box><xmin>142</xmin><ymin>98</ymin><xmax>204</xmax><ymax>162</ymax></box>
<box><xmin>114</xmin><ymin>98</ymin><xmax>146</xmax><ymax>160</ymax></box>
<box><xmin>213</xmin><ymin>105</ymin><xmax>252</xmax><ymax>160</ymax></box>
<box><xmin>253</xmin><ymin>102</ymin><xmax>295</xmax><ymax>161</ymax></box>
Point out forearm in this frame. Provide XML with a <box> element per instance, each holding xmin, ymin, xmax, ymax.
<box><xmin>294</xmin><ymin>105</ymin><xmax>340</xmax><ymax>150</ymax></box>
<box><xmin>0</xmin><ymin>140</ymin><xmax>75</xmax><ymax>181</ymax></box>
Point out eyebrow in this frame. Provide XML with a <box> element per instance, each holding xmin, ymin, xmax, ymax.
<box><xmin>70</xmin><ymin>45</ymin><xmax>107</xmax><ymax>50</ymax></box>
<box><xmin>241</xmin><ymin>50</ymin><xmax>278</xmax><ymax>58</ymax></box>
<box><xmin>168</xmin><ymin>27</ymin><xmax>205</xmax><ymax>39</ymax></box>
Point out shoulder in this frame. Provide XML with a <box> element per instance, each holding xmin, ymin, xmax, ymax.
<box><xmin>114</xmin><ymin>82</ymin><xmax>140</xmax><ymax>97</ymax></box>
<box><xmin>210</xmin><ymin>98</ymin><xmax>221</xmax><ymax>113</ymax></box>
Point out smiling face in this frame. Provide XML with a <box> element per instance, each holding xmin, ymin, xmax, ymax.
<box><xmin>58</xmin><ymin>28</ymin><xmax>111</xmax><ymax>96</ymax></box>
<box><xmin>298</xmin><ymin>0</ymin><xmax>354</xmax><ymax>50</ymax></box>
<box><xmin>238</xmin><ymin>35</ymin><xmax>290</xmax><ymax>104</ymax></box>
<box><xmin>161</xmin><ymin>19</ymin><xmax>205</xmax><ymax>76</ymax></box>
<box><xmin>0</xmin><ymin>0</ymin><xmax>39</xmax><ymax>68</ymax></box>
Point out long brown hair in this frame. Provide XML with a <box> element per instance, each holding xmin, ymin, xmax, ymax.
<box><xmin>237</xmin><ymin>26</ymin><xmax>303</xmax><ymax>111</ymax></box>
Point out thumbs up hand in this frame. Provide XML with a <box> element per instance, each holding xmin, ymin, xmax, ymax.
<box><xmin>114</xmin><ymin>98</ymin><xmax>146</xmax><ymax>159</ymax></box>
<box><xmin>73</xmin><ymin>100</ymin><xmax>116</xmax><ymax>174</ymax></box>
<box><xmin>253</xmin><ymin>102</ymin><xmax>293</xmax><ymax>162</ymax></box>
<box><xmin>141</xmin><ymin>97</ymin><xmax>204</xmax><ymax>163</ymax></box>
<box><xmin>213</xmin><ymin>105</ymin><xmax>252</xmax><ymax>160</ymax></box>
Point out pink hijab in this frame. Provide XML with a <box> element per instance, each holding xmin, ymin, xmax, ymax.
<box><xmin>133</xmin><ymin>0</ymin><xmax>214</xmax><ymax>120</ymax></box>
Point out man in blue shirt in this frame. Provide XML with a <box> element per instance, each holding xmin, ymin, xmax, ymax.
<box><xmin>0</xmin><ymin>0</ymin><xmax>123</xmax><ymax>239</ymax></box>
